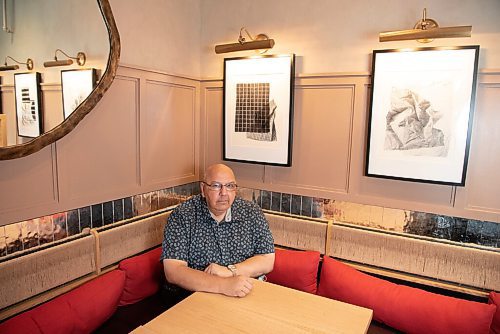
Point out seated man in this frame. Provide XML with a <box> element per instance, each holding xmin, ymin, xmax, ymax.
<box><xmin>161</xmin><ymin>164</ymin><xmax>275</xmax><ymax>304</ymax></box>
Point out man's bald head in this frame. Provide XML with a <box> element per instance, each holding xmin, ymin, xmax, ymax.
<box><xmin>204</xmin><ymin>164</ymin><xmax>236</xmax><ymax>183</ymax></box>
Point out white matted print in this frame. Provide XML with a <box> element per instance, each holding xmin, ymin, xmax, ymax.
<box><xmin>61</xmin><ymin>69</ymin><xmax>97</xmax><ymax>119</ymax></box>
<box><xmin>365</xmin><ymin>46</ymin><xmax>479</xmax><ymax>186</ymax></box>
<box><xmin>223</xmin><ymin>54</ymin><xmax>295</xmax><ymax>166</ymax></box>
<box><xmin>14</xmin><ymin>72</ymin><xmax>43</xmax><ymax>138</ymax></box>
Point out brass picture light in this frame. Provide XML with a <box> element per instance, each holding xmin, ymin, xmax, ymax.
<box><xmin>0</xmin><ymin>56</ymin><xmax>34</xmax><ymax>71</ymax></box>
<box><xmin>44</xmin><ymin>49</ymin><xmax>86</xmax><ymax>67</ymax></box>
<box><xmin>379</xmin><ymin>8</ymin><xmax>472</xmax><ymax>43</ymax></box>
<box><xmin>215</xmin><ymin>27</ymin><xmax>275</xmax><ymax>54</ymax></box>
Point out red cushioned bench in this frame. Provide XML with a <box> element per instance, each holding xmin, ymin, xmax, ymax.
<box><xmin>266</xmin><ymin>248</ymin><xmax>499</xmax><ymax>334</ymax></box>
<box><xmin>1</xmin><ymin>247</ymin><xmax>498</xmax><ymax>334</ymax></box>
<box><xmin>0</xmin><ymin>270</ymin><xmax>126</xmax><ymax>334</ymax></box>
<box><xmin>0</xmin><ymin>247</ymin><xmax>164</xmax><ymax>334</ymax></box>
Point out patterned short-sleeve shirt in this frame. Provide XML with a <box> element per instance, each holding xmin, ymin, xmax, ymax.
<box><xmin>161</xmin><ymin>195</ymin><xmax>275</xmax><ymax>271</ymax></box>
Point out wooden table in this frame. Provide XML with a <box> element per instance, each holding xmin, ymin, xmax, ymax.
<box><xmin>141</xmin><ymin>280</ymin><xmax>373</xmax><ymax>333</ymax></box>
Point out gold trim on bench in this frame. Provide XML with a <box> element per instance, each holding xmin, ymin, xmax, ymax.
<box><xmin>90</xmin><ymin>228</ymin><xmax>102</xmax><ymax>275</ymax></box>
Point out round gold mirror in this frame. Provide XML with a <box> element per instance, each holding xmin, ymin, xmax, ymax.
<box><xmin>0</xmin><ymin>0</ymin><xmax>120</xmax><ymax>160</ymax></box>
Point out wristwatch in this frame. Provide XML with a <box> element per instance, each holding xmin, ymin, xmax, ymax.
<box><xmin>227</xmin><ymin>264</ymin><xmax>237</xmax><ymax>276</ymax></box>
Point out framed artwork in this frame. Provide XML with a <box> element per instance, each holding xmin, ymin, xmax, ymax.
<box><xmin>61</xmin><ymin>68</ymin><xmax>97</xmax><ymax>119</ymax></box>
<box><xmin>223</xmin><ymin>54</ymin><xmax>295</xmax><ymax>166</ymax></box>
<box><xmin>14</xmin><ymin>72</ymin><xmax>43</xmax><ymax>138</ymax></box>
<box><xmin>365</xmin><ymin>45</ymin><xmax>480</xmax><ymax>186</ymax></box>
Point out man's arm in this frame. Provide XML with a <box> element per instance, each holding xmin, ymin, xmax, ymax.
<box><xmin>163</xmin><ymin>259</ymin><xmax>253</xmax><ymax>297</ymax></box>
<box><xmin>235</xmin><ymin>252</ymin><xmax>275</xmax><ymax>277</ymax></box>
<box><xmin>204</xmin><ymin>253</ymin><xmax>275</xmax><ymax>278</ymax></box>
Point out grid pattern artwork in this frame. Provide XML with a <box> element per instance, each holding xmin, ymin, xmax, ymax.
<box><xmin>20</xmin><ymin>88</ymin><xmax>37</xmax><ymax>126</ymax></box>
<box><xmin>234</xmin><ymin>83</ymin><xmax>270</xmax><ymax>133</ymax></box>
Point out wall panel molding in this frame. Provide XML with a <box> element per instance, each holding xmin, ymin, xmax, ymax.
<box><xmin>201</xmin><ymin>71</ymin><xmax>500</xmax><ymax>223</ymax></box>
<box><xmin>56</xmin><ymin>74</ymin><xmax>140</xmax><ymax>208</ymax></box>
<box><xmin>1</xmin><ymin>67</ymin><xmax>499</xmax><ymax>226</ymax></box>
<box><xmin>268</xmin><ymin>83</ymin><xmax>356</xmax><ymax>196</ymax></box>
<box><xmin>141</xmin><ymin>79</ymin><xmax>198</xmax><ymax>187</ymax></box>
<box><xmin>454</xmin><ymin>74</ymin><xmax>500</xmax><ymax>222</ymax></box>
<box><xmin>0</xmin><ymin>145</ymin><xmax>59</xmax><ymax>224</ymax></box>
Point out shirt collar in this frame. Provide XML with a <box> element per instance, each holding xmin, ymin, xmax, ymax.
<box><xmin>209</xmin><ymin>206</ymin><xmax>232</xmax><ymax>223</ymax></box>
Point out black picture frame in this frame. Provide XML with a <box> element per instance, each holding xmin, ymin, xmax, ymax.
<box><xmin>61</xmin><ymin>68</ymin><xmax>98</xmax><ymax>119</ymax></box>
<box><xmin>14</xmin><ymin>72</ymin><xmax>43</xmax><ymax>138</ymax></box>
<box><xmin>365</xmin><ymin>45</ymin><xmax>480</xmax><ymax>186</ymax></box>
<box><xmin>223</xmin><ymin>54</ymin><xmax>295</xmax><ymax>166</ymax></box>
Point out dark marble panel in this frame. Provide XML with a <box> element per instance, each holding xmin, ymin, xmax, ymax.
<box><xmin>478</xmin><ymin>221</ymin><xmax>498</xmax><ymax>247</ymax></box>
<box><xmin>130</xmin><ymin>196</ymin><xmax>138</xmax><ymax>217</ymax></box>
<box><xmin>174</xmin><ymin>184</ymin><xmax>191</xmax><ymax>197</ymax></box>
<box><xmin>311</xmin><ymin>198</ymin><xmax>324</xmax><ymax>218</ymax></box>
<box><xmin>465</xmin><ymin>219</ymin><xmax>482</xmax><ymax>245</ymax></box>
<box><xmin>260</xmin><ymin>190</ymin><xmax>271</xmax><ymax>210</ymax></box>
<box><xmin>103</xmin><ymin>201</ymin><xmax>114</xmax><ymax>225</ymax></box>
<box><xmin>291</xmin><ymin>195</ymin><xmax>302</xmax><ymax>215</ymax></box>
<box><xmin>92</xmin><ymin>204</ymin><xmax>104</xmax><ymax>228</ymax></box>
<box><xmin>190</xmin><ymin>182</ymin><xmax>201</xmax><ymax>196</ymax></box>
<box><xmin>301</xmin><ymin>196</ymin><xmax>312</xmax><ymax>217</ymax></box>
<box><xmin>53</xmin><ymin>213</ymin><xmax>68</xmax><ymax>241</ymax></box>
<box><xmin>158</xmin><ymin>189</ymin><xmax>171</xmax><ymax>209</ymax></box>
<box><xmin>4</xmin><ymin>223</ymin><xmax>22</xmax><ymax>254</ymax></box>
<box><xmin>280</xmin><ymin>193</ymin><xmax>291</xmax><ymax>214</ymax></box>
<box><xmin>236</xmin><ymin>187</ymin><xmax>253</xmax><ymax>203</ymax></box>
<box><xmin>322</xmin><ymin>199</ymin><xmax>337</xmax><ymax>218</ymax></box>
<box><xmin>113</xmin><ymin>199</ymin><xmax>124</xmax><ymax>222</ymax></box>
<box><xmin>22</xmin><ymin>220</ymin><xmax>40</xmax><ymax>250</ymax></box>
<box><xmin>133</xmin><ymin>193</ymin><xmax>151</xmax><ymax>216</ymax></box>
<box><xmin>450</xmin><ymin>218</ymin><xmax>468</xmax><ymax>242</ymax></box>
<box><xmin>67</xmin><ymin>210</ymin><xmax>80</xmax><ymax>236</ymax></box>
<box><xmin>38</xmin><ymin>216</ymin><xmax>54</xmax><ymax>245</ymax></box>
<box><xmin>150</xmin><ymin>191</ymin><xmax>159</xmax><ymax>212</ymax></box>
<box><xmin>0</xmin><ymin>228</ymin><xmax>6</xmax><ymax>257</ymax></box>
<box><xmin>79</xmin><ymin>207</ymin><xmax>91</xmax><ymax>231</ymax></box>
<box><xmin>251</xmin><ymin>189</ymin><xmax>260</xmax><ymax>205</ymax></box>
<box><xmin>271</xmin><ymin>192</ymin><xmax>281</xmax><ymax>212</ymax></box>
<box><xmin>124</xmin><ymin>197</ymin><xmax>134</xmax><ymax>219</ymax></box>
<box><xmin>403</xmin><ymin>212</ymin><xmax>437</xmax><ymax>238</ymax></box>
<box><xmin>2</xmin><ymin>183</ymin><xmax>498</xmax><ymax>260</ymax></box>
<box><xmin>431</xmin><ymin>215</ymin><xmax>453</xmax><ymax>240</ymax></box>
<box><xmin>164</xmin><ymin>192</ymin><xmax>186</xmax><ymax>207</ymax></box>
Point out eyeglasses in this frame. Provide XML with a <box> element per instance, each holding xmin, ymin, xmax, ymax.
<box><xmin>202</xmin><ymin>181</ymin><xmax>238</xmax><ymax>191</ymax></box>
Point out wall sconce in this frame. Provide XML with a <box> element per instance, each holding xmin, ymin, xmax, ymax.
<box><xmin>43</xmin><ymin>49</ymin><xmax>86</xmax><ymax>67</ymax></box>
<box><xmin>215</xmin><ymin>27</ymin><xmax>275</xmax><ymax>54</ymax></box>
<box><xmin>0</xmin><ymin>56</ymin><xmax>34</xmax><ymax>71</ymax></box>
<box><xmin>379</xmin><ymin>8</ymin><xmax>472</xmax><ymax>43</ymax></box>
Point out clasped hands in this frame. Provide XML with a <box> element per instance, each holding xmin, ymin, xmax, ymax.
<box><xmin>204</xmin><ymin>263</ymin><xmax>253</xmax><ymax>298</ymax></box>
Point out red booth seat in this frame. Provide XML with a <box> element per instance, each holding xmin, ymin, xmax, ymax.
<box><xmin>266</xmin><ymin>248</ymin><xmax>321</xmax><ymax>294</ymax></box>
<box><xmin>0</xmin><ymin>246</ymin><xmax>165</xmax><ymax>334</ymax></box>
<box><xmin>317</xmin><ymin>256</ymin><xmax>497</xmax><ymax>334</ymax></box>
<box><xmin>489</xmin><ymin>292</ymin><xmax>500</xmax><ymax>334</ymax></box>
<box><xmin>0</xmin><ymin>270</ymin><xmax>125</xmax><ymax>334</ymax></box>
<box><xmin>1</xmin><ymin>246</ymin><xmax>496</xmax><ymax>334</ymax></box>
<box><xmin>118</xmin><ymin>247</ymin><xmax>164</xmax><ymax>306</ymax></box>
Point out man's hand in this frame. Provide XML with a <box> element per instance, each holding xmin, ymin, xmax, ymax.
<box><xmin>204</xmin><ymin>263</ymin><xmax>233</xmax><ymax>278</ymax></box>
<box><xmin>220</xmin><ymin>276</ymin><xmax>253</xmax><ymax>297</ymax></box>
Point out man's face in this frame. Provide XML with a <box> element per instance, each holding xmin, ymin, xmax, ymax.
<box><xmin>201</xmin><ymin>167</ymin><xmax>237</xmax><ymax>216</ymax></box>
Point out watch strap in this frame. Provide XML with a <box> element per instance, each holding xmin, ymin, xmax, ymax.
<box><xmin>227</xmin><ymin>264</ymin><xmax>237</xmax><ymax>276</ymax></box>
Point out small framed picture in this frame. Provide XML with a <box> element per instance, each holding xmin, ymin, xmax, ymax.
<box><xmin>14</xmin><ymin>72</ymin><xmax>43</xmax><ymax>138</ymax></box>
<box><xmin>223</xmin><ymin>54</ymin><xmax>295</xmax><ymax>166</ymax></box>
<box><xmin>365</xmin><ymin>46</ymin><xmax>480</xmax><ymax>186</ymax></box>
<box><xmin>61</xmin><ymin>68</ymin><xmax>97</xmax><ymax>119</ymax></box>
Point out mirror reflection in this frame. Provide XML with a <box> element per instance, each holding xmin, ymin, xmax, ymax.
<box><xmin>0</xmin><ymin>0</ymin><xmax>110</xmax><ymax>148</ymax></box>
